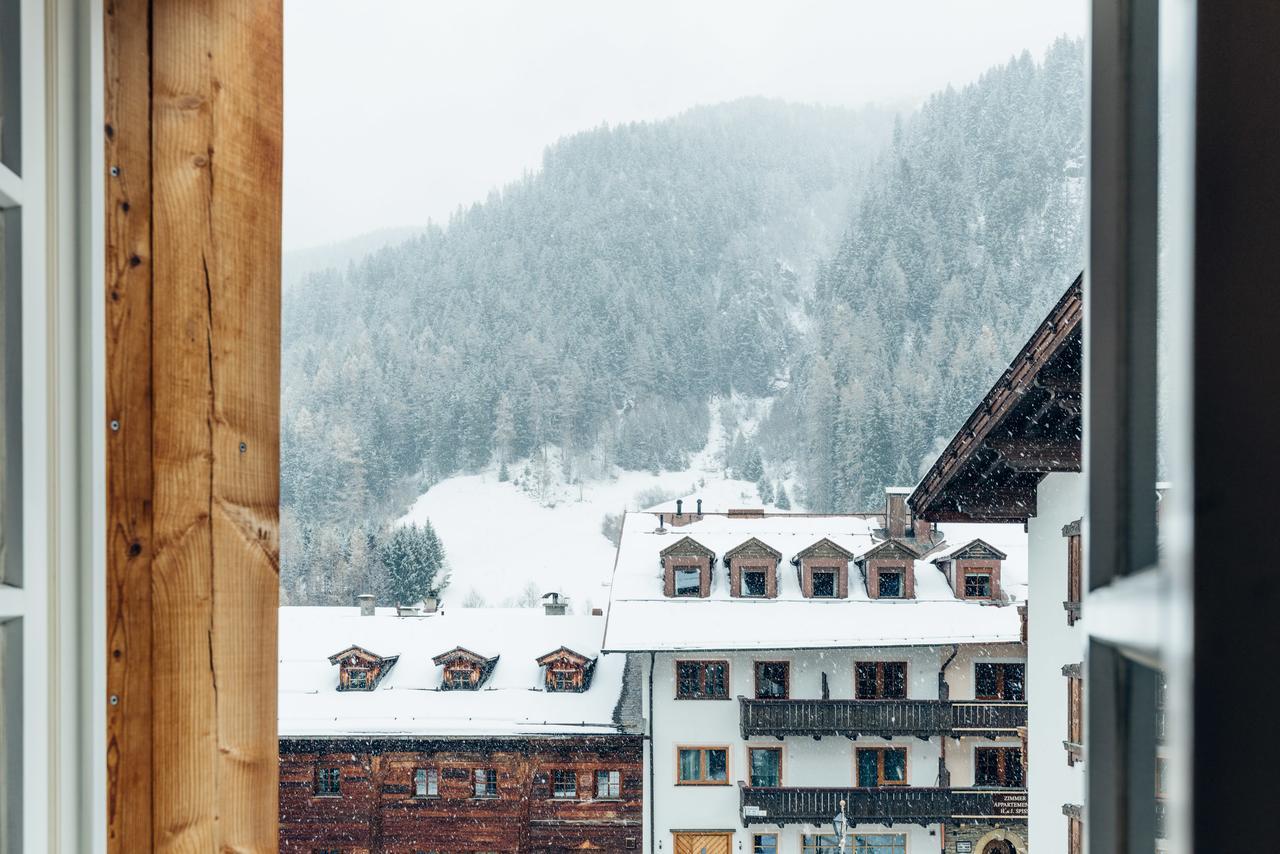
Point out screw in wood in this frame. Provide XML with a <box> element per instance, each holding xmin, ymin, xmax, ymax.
<box><xmin>109</xmin><ymin>695</ymin><xmax>119</xmax><ymax>706</ymax></box>
<box><xmin>110</xmin><ymin>166</ymin><xmax>119</xmax><ymax>176</ymax></box>
<box><xmin>110</xmin><ymin>420</ymin><xmax>120</xmax><ymax>431</ymax></box>
<box><xmin>239</xmin><ymin>441</ymin><xmax>247</xmax><ymax>453</ymax></box>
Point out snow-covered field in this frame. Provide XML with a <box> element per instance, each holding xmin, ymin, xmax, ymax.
<box><xmin>398</xmin><ymin>396</ymin><xmax>792</xmax><ymax>612</ymax></box>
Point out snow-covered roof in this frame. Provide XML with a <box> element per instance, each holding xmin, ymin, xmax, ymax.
<box><xmin>928</xmin><ymin>537</ymin><xmax>1009</xmax><ymax>563</ymax></box>
<box><xmin>602</xmin><ymin>511</ymin><xmax>1028</xmax><ymax>652</ymax></box>
<box><xmin>279</xmin><ymin>606</ymin><xmax>627</xmax><ymax>738</ymax></box>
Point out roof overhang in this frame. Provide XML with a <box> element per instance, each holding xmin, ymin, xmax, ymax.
<box><xmin>910</xmin><ymin>274</ymin><xmax>1083</xmax><ymax>523</ymax></box>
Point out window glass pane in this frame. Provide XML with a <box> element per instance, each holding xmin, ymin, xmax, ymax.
<box><xmin>674</xmin><ymin>567</ymin><xmax>700</xmax><ymax>596</ymax></box>
<box><xmin>856</xmin><ymin>749</ymin><xmax>879</xmax><ymax>786</ymax></box>
<box><xmin>1005</xmin><ymin>664</ymin><xmax>1026</xmax><ymax>701</ymax></box>
<box><xmin>883</xmin><ymin>748</ymin><xmax>906</xmax><ymax>782</ymax></box>
<box><xmin>884</xmin><ymin>662</ymin><xmax>906</xmax><ymax>698</ymax></box>
<box><xmin>676</xmin><ymin>662</ymin><xmax>700</xmax><ymax>697</ymax></box>
<box><xmin>976</xmin><ymin>663</ymin><xmax>998</xmax><ymax>698</ymax></box>
<box><xmin>812</xmin><ymin>571</ymin><xmax>835</xmax><ymax>597</ymax></box>
<box><xmin>750</xmin><ymin>748</ymin><xmax>780</xmax><ymax>786</ymax></box>
<box><xmin>706</xmin><ymin>663</ymin><xmax>727</xmax><ymax>697</ymax></box>
<box><xmin>878</xmin><ymin>571</ymin><xmax>902</xmax><ymax>597</ymax></box>
<box><xmin>0</xmin><ymin>0</ymin><xmax>18</xmax><ymax>172</ymax></box>
<box><xmin>855</xmin><ymin>662</ymin><xmax>877</xmax><ymax>698</ymax></box>
<box><xmin>753</xmin><ymin>834</ymin><xmax>779</xmax><ymax>854</ymax></box>
<box><xmin>854</xmin><ymin>835</ymin><xmax>907</xmax><ymax>854</ymax></box>
<box><xmin>0</xmin><ymin>207</ymin><xmax>19</xmax><ymax>587</ymax></box>
<box><xmin>756</xmin><ymin>662</ymin><xmax>787</xmax><ymax>699</ymax></box>
<box><xmin>743</xmin><ymin>570</ymin><xmax>767</xmax><ymax>596</ymax></box>
<box><xmin>706</xmin><ymin>749</ymin><xmax>727</xmax><ymax>781</ymax></box>
<box><xmin>678</xmin><ymin>749</ymin><xmax>700</xmax><ymax>782</ymax></box>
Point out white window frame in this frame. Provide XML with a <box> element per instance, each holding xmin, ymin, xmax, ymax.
<box><xmin>0</xmin><ymin>0</ymin><xmax>104</xmax><ymax>849</ymax></box>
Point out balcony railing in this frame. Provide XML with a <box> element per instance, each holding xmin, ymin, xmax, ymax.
<box><xmin>740</xmin><ymin>785</ymin><xmax>1028</xmax><ymax>827</ymax></box>
<box><xmin>739</xmin><ymin>698</ymin><xmax>1026</xmax><ymax>739</ymax></box>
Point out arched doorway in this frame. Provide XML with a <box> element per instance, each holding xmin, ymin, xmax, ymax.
<box><xmin>982</xmin><ymin>841</ymin><xmax>1016</xmax><ymax>854</ymax></box>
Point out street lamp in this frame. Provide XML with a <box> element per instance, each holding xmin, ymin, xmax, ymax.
<box><xmin>833</xmin><ymin>798</ymin><xmax>848</xmax><ymax>854</ymax></box>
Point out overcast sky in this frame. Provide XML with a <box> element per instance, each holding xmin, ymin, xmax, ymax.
<box><xmin>283</xmin><ymin>1</ymin><xmax>1084</xmax><ymax>251</ymax></box>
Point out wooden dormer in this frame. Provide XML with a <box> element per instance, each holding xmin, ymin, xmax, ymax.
<box><xmin>659</xmin><ymin>536</ymin><xmax>716</xmax><ymax>598</ymax></box>
<box><xmin>535</xmin><ymin>646</ymin><xmax>597</xmax><ymax>693</ymax></box>
<box><xmin>792</xmin><ymin>538</ymin><xmax>855</xmax><ymax>599</ymax></box>
<box><xmin>930</xmin><ymin>538</ymin><xmax>1007</xmax><ymax>600</ymax></box>
<box><xmin>855</xmin><ymin>539</ymin><xmax>921</xmax><ymax>599</ymax></box>
<box><xmin>432</xmin><ymin>646</ymin><xmax>500</xmax><ymax>691</ymax></box>
<box><xmin>724</xmin><ymin>537</ymin><xmax>782</xmax><ymax>598</ymax></box>
<box><xmin>327</xmin><ymin>645</ymin><xmax>399</xmax><ymax>691</ymax></box>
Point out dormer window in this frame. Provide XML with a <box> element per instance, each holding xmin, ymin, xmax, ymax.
<box><xmin>725</xmin><ymin>538</ymin><xmax>781</xmax><ymax>599</ymax></box>
<box><xmin>877</xmin><ymin>567</ymin><xmax>905</xmax><ymax>598</ymax></box>
<box><xmin>932</xmin><ymin>538</ymin><xmax>1006</xmax><ymax>600</ymax></box>
<box><xmin>326</xmin><ymin>645</ymin><xmax>399</xmax><ymax>692</ymax></box>
<box><xmin>432</xmin><ymin>646</ymin><xmax>499</xmax><ymax>691</ymax></box>
<box><xmin>674</xmin><ymin>567</ymin><xmax>701</xmax><ymax>597</ymax></box>
<box><xmin>811</xmin><ymin>570</ymin><xmax>836</xmax><ymax>598</ymax></box>
<box><xmin>536</xmin><ymin>647</ymin><xmax>596</xmax><ymax>693</ymax></box>
<box><xmin>855</xmin><ymin>540</ymin><xmax>920</xmax><ymax>599</ymax></box>
<box><xmin>660</xmin><ymin>537</ymin><xmax>716</xmax><ymax>598</ymax></box>
<box><xmin>793</xmin><ymin>538</ymin><xmax>854</xmax><ymax>599</ymax></box>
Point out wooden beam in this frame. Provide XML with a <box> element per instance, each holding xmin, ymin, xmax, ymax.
<box><xmin>987</xmin><ymin>437</ymin><xmax>1082</xmax><ymax>472</ymax></box>
<box><xmin>105</xmin><ymin>0</ymin><xmax>282</xmax><ymax>850</ymax></box>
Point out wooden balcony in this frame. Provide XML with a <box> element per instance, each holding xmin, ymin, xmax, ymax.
<box><xmin>739</xmin><ymin>698</ymin><xmax>1027</xmax><ymax>739</ymax></box>
<box><xmin>740</xmin><ymin>785</ymin><xmax>1028</xmax><ymax>826</ymax></box>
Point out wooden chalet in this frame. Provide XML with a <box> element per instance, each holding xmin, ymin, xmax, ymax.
<box><xmin>327</xmin><ymin>645</ymin><xmax>399</xmax><ymax>691</ymax></box>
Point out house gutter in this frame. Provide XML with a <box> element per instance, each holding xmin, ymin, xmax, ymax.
<box><xmin>649</xmin><ymin>650</ymin><xmax>656</xmax><ymax>854</ymax></box>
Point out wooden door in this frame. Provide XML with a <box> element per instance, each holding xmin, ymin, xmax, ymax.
<box><xmin>673</xmin><ymin>832</ymin><xmax>732</xmax><ymax>854</ymax></box>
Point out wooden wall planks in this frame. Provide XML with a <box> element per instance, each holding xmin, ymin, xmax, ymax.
<box><xmin>105</xmin><ymin>0</ymin><xmax>282</xmax><ymax>850</ymax></box>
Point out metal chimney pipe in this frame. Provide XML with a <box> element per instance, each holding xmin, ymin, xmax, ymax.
<box><xmin>696</xmin><ymin>498</ymin><xmax>702</xmax><ymax>516</ymax></box>
<box><xmin>676</xmin><ymin>499</ymin><xmax>684</xmax><ymax>516</ymax></box>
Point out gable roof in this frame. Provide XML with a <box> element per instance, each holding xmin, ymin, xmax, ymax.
<box><xmin>431</xmin><ymin>645</ymin><xmax>498</xmax><ymax>667</ymax></box>
<box><xmin>929</xmin><ymin>538</ymin><xmax>1009</xmax><ymax>564</ymax></box>
<box><xmin>658</xmin><ymin>535</ymin><xmax>716</xmax><ymax>560</ymax></box>
<box><xmin>910</xmin><ymin>273</ymin><xmax>1083</xmax><ymax>523</ymax></box>
<box><xmin>535</xmin><ymin>646</ymin><xmax>594</xmax><ymax>667</ymax></box>
<box><xmin>723</xmin><ymin>537</ymin><xmax>783</xmax><ymax>562</ymax></box>
<box><xmin>793</xmin><ymin>537</ymin><xmax>856</xmax><ymax>561</ymax></box>
<box><xmin>327</xmin><ymin>645</ymin><xmax>399</xmax><ymax>666</ymax></box>
<box><xmin>855</xmin><ymin>538</ymin><xmax>921</xmax><ymax>563</ymax></box>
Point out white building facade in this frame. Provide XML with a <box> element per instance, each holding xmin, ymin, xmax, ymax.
<box><xmin>603</xmin><ymin>502</ymin><xmax>1030</xmax><ymax>854</ymax></box>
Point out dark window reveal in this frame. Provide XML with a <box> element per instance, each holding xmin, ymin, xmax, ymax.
<box><xmin>676</xmin><ymin>660</ymin><xmax>729</xmax><ymax>699</ymax></box>
<box><xmin>856</xmin><ymin>747</ymin><xmax>907</xmax><ymax>786</ymax></box>
<box><xmin>878</xmin><ymin>569</ymin><xmax>904</xmax><ymax>598</ymax></box>
<box><xmin>742</xmin><ymin>569</ymin><xmax>768</xmax><ymax>597</ymax></box>
<box><xmin>749</xmin><ymin>747</ymin><xmax>782</xmax><ymax>787</ymax></box>
<box><xmin>315</xmin><ymin>766</ymin><xmax>340</xmax><ymax>796</ymax></box>
<box><xmin>812</xmin><ymin>569</ymin><xmax>836</xmax><ymax>598</ymax></box>
<box><xmin>964</xmin><ymin>570</ymin><xmax>994</xmax><ymax>598</ymax></box>
<box><xmin>976</xmin><ymin>663</ymin><xmax>1025</xmax><ymax>701</ymax></box>
<box><xmin>855</xmin><ymin>662</ymin><xmax>907</xmax><ymax>699</ymax></box>
<box><xmin>754</xmin><ymin>662</ymin><xmax>790</xmax><ymax>699</ymax></box>
<box><xmin>975</xmin><ymin>747</ymin><xmax>1024</xmax><ymax>787</ymax></box>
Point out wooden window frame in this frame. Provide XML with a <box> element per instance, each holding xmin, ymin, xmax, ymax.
<box><xmin>313</xmin><ymin>766</ymin><xmax>341</xmax><ymax>798</ymax></box>
<box><xmin>975</xmin><ymin>662</ymin><xmax>1025</xmax><ymax>701</ymax></box>
<box><xmin>962</xmin><ymin>567</ymin><xmax>995</xmax><ymax>599</ymax></box>
<box><xmin>974</xmin><ymin>746</ymin><xmax>1024</xmax><ymax>788</ymax></box>
<box><xmin>854</xmin><ymin>746</ymin><xmax>909</xmax><ymax>787</ymax></box>
<box><xmin>674</xmin><ymin>745</ymin><xmax>730</xmax><ymax>786</ymax></box>
<box><xmin>1065</xmin><ymin>665</ymin><xmax>1084</xmax><ymax>765</ymax></box>
<box><xmin>595</xmin><ymin>769</ymin><xmax>621</xmax><ymax>800</ymax></box>
<box><xmin>414</xmin><ymin>767</ymin><xmax>438</xmax><ymax>798</ymax></box>
<box><xmin>672</xmin><ymin>565</ymin><xmax>702</xmax><ymax>597</ymax></box>
<box><xmin>752</xmin><ymin>832</ymin><xmax>779</xmax><ymax>854</ymax></box>
<box><xmin>747</xmin><ymin>745</ymin><xmax>783</xmax><ymax>788</ymax></box>
<box><xmin>855</xmin><ymin>661</ymin><xmax>907</xmax><ymax>700</ymax></box>
<box><xmin>472</xmin><ymin>768</ymin><xmax>499</xmax><ymax>799</ymax></box>
<box><xmin>551</xmin><ymin>769</ymin><xmax>577</xmax><ymax>800</ymax></box>
<box><xmin>674</xmin><ymin>659</ymin><xmax>730</xmax><ymax>700</ymax></box>
<box><xmin>1064</xmin><ymin>526</ymin><xmax>1083</xmax><ymax>625</ymax></box>
<box><xmin>753</xmin><ymin>660</ymin><xmax>790</xmax><ymax>700</ymax></box>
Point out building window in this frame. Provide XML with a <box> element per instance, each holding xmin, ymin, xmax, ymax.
<box><xmin>675</xmin><ymin>660</ymin><xmax>729</xmax><ymax>699</ymax></box>
<box><xmin>1068</xmin><ymin>815</ymin><xmax>1084</xmax><ymax>854</ymax></box>
<box><xmin>446</xmin><ymin>667</ymin><xmax>476</xmax><ymax>690</ymax></box>
<box><xmin>749</xmin><ymin>747</ymin><xmax>782</xmax><ymax>787</ymax></box>
<box><xmin>877</xmin><ymin>568</ymin><xmax>904</xmax><ymax>598</ymax></box>
<box><xmin>1065</xmin><ymin>529</ymin><xmax>1082</xmax><ymax>624</ymax></box>
<box><xmin>1156</xmin><ymin>756</ymin><xmax>1168</xmax><ymax>797</ymax></box>
<box><xmin>975</xmin><ymin>746</ymin><xmax>1024</xmax><ymax>787</ymax></box>
<box><xmin>976</xmin><ymin>662</ymin><xmax>1025</xmax><ymax>701</ymax></box>
<box><xmin>314</xmin><ymin>766</ymin><xmax>341</xmax><ymax>796</ymax></box>
<box><xmin>802</xmin><ymin>835</ymin><xmax>907</xmax><ymax>854</ymax></box>
<box><xmin>596</xmin><ymin>769</ymin><xmax>621</xmax><ymax>798</ymax></box>
<box><xmin>473</xmin><ymin>768</ymin><xmax>498</xmax><ymax>798</ymax></box>
<box><xmin>963</xmin><ymin>569</ymin><xmax>994</xmax><ymax>598</ymax></box>
<box><xmin>754</xmin><ymin>661</ymin><xmax>790</xmax><ymax>699</ymax></box>
<box><xmin>812</xmin><ymin>569</ymin><xmax>837</xmax><ymax>597</ymax></box>
<box><xmin>855</xmin><ymin>747</ymin><xmax>907</xmax><ymax>786</ymax></box>
<box><xmin>676</xmin><ymin>746</ymin><xmax>729</xmax><ymax>784</ymax></box>
<box><xmin>346</xmin><ymin>669</ymin><xmax>369</xmax><ymax>689</ymax></box>
<box><xmin>552</xmin><ymin>769</ymin><xmax>577</xmax><ymax>799</ymax></box>
<box><xmin>742</xmin><ymin>569</ymin><xmax>768</xmax><ymax>597</ymax></box>
<box><xmin>414</xmin><ymin>767</ymin><xmax>438</xmax><ymax>797</ymax></box>
<box><xmin>753</xmin><ymin>833</ymin><xmax>779</xmax><ymax>854</ymax></box>
<box><xmin>855</xmin><ymin>661</ymin><xmax>907</xmax><ymax>699</ymax></box>
<box><xmin>674</xmin><ymin>566</ymin><xmax>701</xmax><ymax>596</ymax></box>
<box><xmin>1066</xmin><ymin>666</ymin><xmax>1084</xmax><ymax>765</ymax></box>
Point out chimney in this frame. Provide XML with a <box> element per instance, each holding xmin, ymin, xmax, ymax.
<box><xmin>543</xmin><ymin>592</ymin><xmax>568</xmax><ymax>616</ymax></box>
<box><xmin>591</xmin><ymin>607</ymin><xmax>604</xmax><ymax>616</ymax></box>
<box><xmin>676</xmin><ymin>499</ymin><xmax>684</xmax><ymax>517</ymax></box>
<box><xmin>423</xmin><ymin>590</ymin><xmax>440</xmax><ymax>614</ymax></box>
<box><xmin>659</xmin><ymin>514</ymin><xmax>665</xmax><ymax>530</ymax></box>
<box><xmin>885</xmin><ymin>488</ymin><xmax>912</xmax><ymax>539</ymax></box>
<box><xmin>696</xmin><ymin>498</ymin><xmax>702</xmax><ymax>516</ymax></box>
<box><xmin>357</xmin><ymin>593</ymin><xmax>375</xmax><ymax>617</ymax></box>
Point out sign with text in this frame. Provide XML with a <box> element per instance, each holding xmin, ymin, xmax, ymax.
<box><xmin>956</xmin><ymin>843</ymin><xmax>973</xmax><ymax>853</ymax></box>
<box><xmin>992</xmin><ymin>791</ymin><xmax>1029</xmax><ymax>817</ymax></box>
